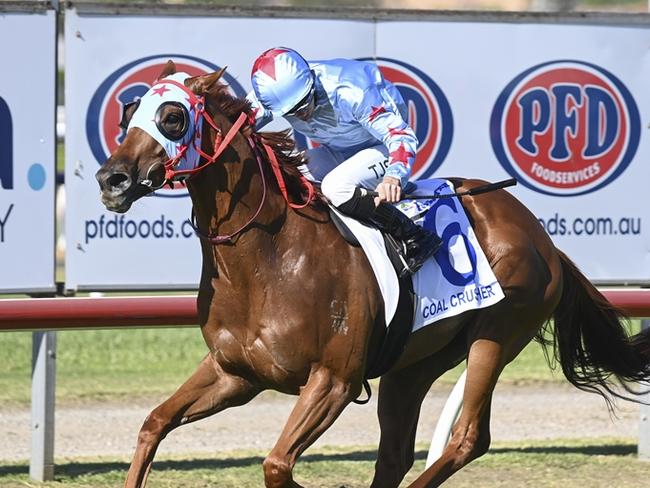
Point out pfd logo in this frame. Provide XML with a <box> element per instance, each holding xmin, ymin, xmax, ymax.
<box><xmin>491</xmin><ymin>60</ymin><xmax>640</xmax><ymax>196</ymax></box>
<box><xmin>86</xmin><ymin>54</ymin><xmax>246</xmax><ymax>197</ymax></box>
<box><xmin>374</xmin><ymin>58</ymin><xmax>453</xmax><ymax>180</ymax></box>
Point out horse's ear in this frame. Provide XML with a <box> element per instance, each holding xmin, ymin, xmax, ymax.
<box><xmin>156</xmin><ymin>60</ymin><xmax>177</xmax><ymax>81</ymax></box>
<box><xmin>185</xmin><ymin>66</ymin><xmax>228</xmax><ymax>94</ymax></box>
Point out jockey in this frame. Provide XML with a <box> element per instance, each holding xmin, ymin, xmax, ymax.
<box><xmin>248</xmin><ymin>47</ymin><xmax>442</xmax><ymax>275</ymax></box>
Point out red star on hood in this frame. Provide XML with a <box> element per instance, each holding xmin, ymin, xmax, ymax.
<box><xmin>389</xmin><ymin>143</ymin><xmax>415</xmax><ymax>166</ymax></box>
<box><xmin>368</xmin><ymin>105</ymin><xmax>386</xmax><ymax>122</ymax></box>
<box><xmin>151</xmin><ymin>85</ymin><xmax>171</xmax><ymax>97</ymax></box>
<box><xmin>252</xmin><ymin>48</ymin><xmax>290</xmax><ymax>81</ymax></box>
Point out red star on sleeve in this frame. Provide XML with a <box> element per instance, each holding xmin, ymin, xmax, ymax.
<box><xmin>251</xmin><ymin>48</ymin><xmax>289</xmax><ymax>81</ymax></box>
<box><xmin>388</xmin><ymin>126</ymin><xmax>409</xmax><ymax>136</ymax></box>
<box><xmin>152</xmin><ymin>85</ymin><xmax>171</xmax><ymax>97</ymax></box>
<box><xmin>368</xmin><ymin>105</ymin><xmax>386</xmax><ymax>122</ymax></box>
<box><xmin>389</xmin><ymin>143</ymin><xmax>415</xmax><ymax>167</ymax></box>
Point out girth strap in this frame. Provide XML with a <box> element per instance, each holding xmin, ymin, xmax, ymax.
<box><xmin>352</xmin><ymin>380</ymin><xmax>372</xmax><ymax>405</ymax></box>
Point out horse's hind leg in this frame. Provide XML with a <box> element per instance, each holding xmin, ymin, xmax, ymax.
<box><xmin>371</xmin><ymin>333</ymin><xmax>467</xmax><ymax>488</ymax></box>
<box><xmin>406</xmin><ymin>308</ymin><xmax>544</xmax><ymax>488</ymax></box>
<box><xmin>124</xmin><ymin>353</ymin><xmax>258</xmax><ymax>488</ymax></box>
<box><xmin>406</xmin><ymin>338</ymin><xmax>499</xmax><ymax>488</ymax></box>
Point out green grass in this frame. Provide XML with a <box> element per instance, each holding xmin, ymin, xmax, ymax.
<box><xmin>0</xmin><ymin>327</ymin><xmax>555</xmax><ymax>406</ymax></box>
<box><xmin>0</xmin><ymin>328</ymin><xmax>206</xmax><ymax>405</ymax></box>
<box><xmin>581</xmin><ymin>0</ymin><xmax>643</xmax><ymax>6</ymax></box>
<box><xmin>1</xmin><ymin>319</ymin><xmax>642</xmax><ymax>405</ymax></box>
<box><xmin>0</xmin><ymin>439</ymin><xmax>648</xmax><ymax>487</ymax></box>
<box><xmin>446</xmin><ymin>438</ymin><xmax>650</xmax><ymax>488</ymax></box>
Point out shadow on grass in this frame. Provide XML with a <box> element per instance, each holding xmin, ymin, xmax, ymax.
<box><xmin>0</xmin><ymin>451</ymin><xmax>375</xmax><ymax>478</ymax></box>
<box><xmin>0</xmin><ymin>443</ymin><xmax>637</xmax><ymax>479</ymax></box>
<box><xmin>488</xmin><ymin>443</ymin><xmax>637</xmax><ymax>456</ymax></box>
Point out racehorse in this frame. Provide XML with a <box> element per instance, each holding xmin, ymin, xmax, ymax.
<box><xmin>96</xmin><ymin>61</ymin><xmax>650</xmax><ymax>488</ymax></box>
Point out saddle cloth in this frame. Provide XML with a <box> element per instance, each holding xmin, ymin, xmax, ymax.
<box><xmin>331</xmin><ymin>178</ymin><xmax>505</xmax><ymax>330</ymax></box>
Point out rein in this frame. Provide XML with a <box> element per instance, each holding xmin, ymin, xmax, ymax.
<box><xmin>158</xmin><ymin>78</ymin><xmax>249</xmax><ymax>184</ymax></box>
<box><xmin>157</xmin><ymin>79</ymin><xmax>314</xmax><ymax>244</ymax></box>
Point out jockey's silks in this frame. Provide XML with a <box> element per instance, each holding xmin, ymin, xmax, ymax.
<box><xmin>247</xmin><ymin>58</ymin><xmax>418</xmax><ymax>188</ymax></box>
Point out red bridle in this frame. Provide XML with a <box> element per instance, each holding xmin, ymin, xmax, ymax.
<box><xmin>157</xmin><ymin>78</ymin><xmax>315</xmax><ymax>244</ymax></box>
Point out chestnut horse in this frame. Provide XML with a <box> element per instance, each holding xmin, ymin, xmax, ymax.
<box><xmin>96</xmin><ymin>62</ymin><xmax>650</xmax><ymax>488</ymax></box>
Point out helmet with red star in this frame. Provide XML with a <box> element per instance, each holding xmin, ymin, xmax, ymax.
<box><xmin>251</xmin><ymin>47</ymin><xmax>313</xmax><ymax>117</ymax></box>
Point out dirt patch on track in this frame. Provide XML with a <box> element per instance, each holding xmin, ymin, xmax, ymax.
<box><xmin>0</xmin><ymin>383</ymin><xmax>640</xmax><ymax>461</ymax></box>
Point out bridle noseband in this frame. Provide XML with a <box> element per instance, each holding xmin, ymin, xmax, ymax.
<box><xmin>139</xmin><ymin>77</ymin><xmax>315</xmax><ymax>244</ymax></box>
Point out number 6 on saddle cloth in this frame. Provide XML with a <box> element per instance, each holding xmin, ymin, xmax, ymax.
<box><xmin>330</xmin><ymin>177</ymin><xmax>513</xmax><ymax>378</ymax></box>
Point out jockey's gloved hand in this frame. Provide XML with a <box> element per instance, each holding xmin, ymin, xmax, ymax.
<box><xmin>374</xmin><ymin>176</ymin><xmax>401</xmax><ymax>205</ymax></box>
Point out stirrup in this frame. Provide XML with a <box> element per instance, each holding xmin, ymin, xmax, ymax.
<box><xmin>393</xmin><ymin>240</ymin><xmax>414</xmax><ymax>278</ymax></box>
<box><xmin>398</xmin><ymin>259</ymin><xmax>416</xmax><ymax>278</ymax></box>
<box><xmin>401</xmin><ymin>234</ymin><xmax>443</xmax><ymax>277</ymax></box>
<box><xmin>382</xmin><ymin>234</ymin><xmax>415</xmax><ymax>278</ymax></box>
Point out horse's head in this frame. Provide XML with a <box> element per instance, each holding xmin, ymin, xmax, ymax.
<box><xmin>95</xmin><ymin>61</ymin><xmax>226</xmax><ymax>213</ymax></box>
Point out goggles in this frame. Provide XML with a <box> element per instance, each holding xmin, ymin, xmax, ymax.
<box><xmin>285</xmin><ymin>87</ymin><xmax>315</xmax><ymax>118</ymax></box>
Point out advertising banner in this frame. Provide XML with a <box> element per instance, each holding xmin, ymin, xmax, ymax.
<box><xmin>376</xmin><ymin>20</ymin><xmax>650</xmax><ymax>282</ymax></box>
<box><xmin>66</xmin><ymin>7</ymin><xmax>650</xmax><ymax>287</ymax></box>
<box><xmin>64</xmin><ymin>8</ymin><xmax>374</xmax><ymax>290</ymax></box>
<box><xmin>0</xmin><ymin>8</ymin><xmax>56</xmax><ymax>293</ymax></box>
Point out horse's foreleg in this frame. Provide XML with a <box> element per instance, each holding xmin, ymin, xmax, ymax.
<box><xmin>371</xmin><ymin>335</ymin><xmax>466</xmax><ymax>488</ymax></box>
<box><xmin>124</xmin><ymin>353</ymin><xmax>258</xmax><ymax>488</ymax></box>
<box><xmin>262</xmin><ymin>366</ymin><xmax>359</xmax><ymax>488</ymax></box>
<box><xmin>406</xmin><ymin>336</ymin><xmax>504</xmax><ymax>488</ymax></box>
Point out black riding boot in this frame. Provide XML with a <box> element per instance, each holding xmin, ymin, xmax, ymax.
<box><xmin>370</xmin><ymin>202</ymin><xmax>442</xmax><ymax>275</ymax></box>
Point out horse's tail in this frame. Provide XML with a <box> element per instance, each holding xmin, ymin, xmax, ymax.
<box><xmin>549</xmin><ymin>249</ymin><xmax>650</xmax><ymax>408</ymax></box>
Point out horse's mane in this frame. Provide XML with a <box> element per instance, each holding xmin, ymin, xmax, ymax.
<box><xmin>207</xmin><ymin>84</ymin><xmax>321</xmax><ymax>206</ymax></box>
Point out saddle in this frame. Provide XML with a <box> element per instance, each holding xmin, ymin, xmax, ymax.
<box><xmin>327</xmin><ymin>178</ymin><xmax>506</xmax><ymax>379</ymax></box>
<box><xmin>330</xmin><ymin>209</ymin><xmax>415</xmax><ymax>379</ymax></box>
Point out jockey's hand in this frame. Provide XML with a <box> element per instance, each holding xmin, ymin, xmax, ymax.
<box><xmin>374</xmin><ymin>176</ymin><xmax>402</xmax><ymax>205</ymax></box>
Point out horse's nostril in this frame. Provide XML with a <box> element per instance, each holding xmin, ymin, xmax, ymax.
<box><xmin>107</xmin><ymin>172</ymin><xmax>129</xmax><ymax>188</ymax></box>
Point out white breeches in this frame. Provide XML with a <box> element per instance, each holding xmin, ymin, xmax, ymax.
<box><xmin>300</xmin><ymin>144</ymin><xmax>390</xmax><ymax>206</ymax></box>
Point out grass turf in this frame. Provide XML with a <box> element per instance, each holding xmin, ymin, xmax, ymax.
<box><xmin>0</xmin><ymin>325</ymin><xmax>566</xmax><ymax>406</ymax></box>
<box><xmin>0</xmin><ymin>439</ymin><xmax>648</xmax><ymax>487</ymax></box>
<box><xmin>2</xmin><ymin>318</ymin><xmax>643</xmax><ymax>405</ymax></box>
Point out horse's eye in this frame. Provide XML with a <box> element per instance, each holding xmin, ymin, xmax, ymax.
<box><xmin>155</xmin><ymin>102</ymin><xmax>189</xmax><ymax>141</ymax></box>
<box><xmin>167</xmin><ymin>113</ymin><xmax>181</xmax><ymax>125</ymax></box>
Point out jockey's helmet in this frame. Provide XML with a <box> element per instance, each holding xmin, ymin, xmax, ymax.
<box><xmin>251</xmin><ymin>47</ymin><xmax>313</xmax><ymax>117</ymax></box>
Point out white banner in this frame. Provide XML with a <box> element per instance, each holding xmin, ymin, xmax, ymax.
<box><xmin>0</xmin><ymin>9</ymin><xmax>56</xmax><ymax>293</ymax></box>
<box><xmin>64</xmin><ymin>8</ymin><xmax>374</xmax><ymax>290</ymax></box>
<box><xmin>65</xmin><ymin>8</ymin><xmax>650</xmax><ymax>287</ymax></box>
<box><xmin>376</xmin><ymin>20</ymin><xmax>650</xmax><ymax>282</ymax></box>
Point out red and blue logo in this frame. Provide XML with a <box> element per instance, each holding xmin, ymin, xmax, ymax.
<box><xmin>491</xmin><ymin>60</ymin><xmax>640</xmax><ymax>196</ymax></box>
<box><xmin>86</xmin><ymin>54</ymin><xmax>246</xmax><ymax>197</ymax></box>
<box><xmin>374</xmin><ymin>58</ymin><xmax>453</xmax><ymax>180</ymax></box>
